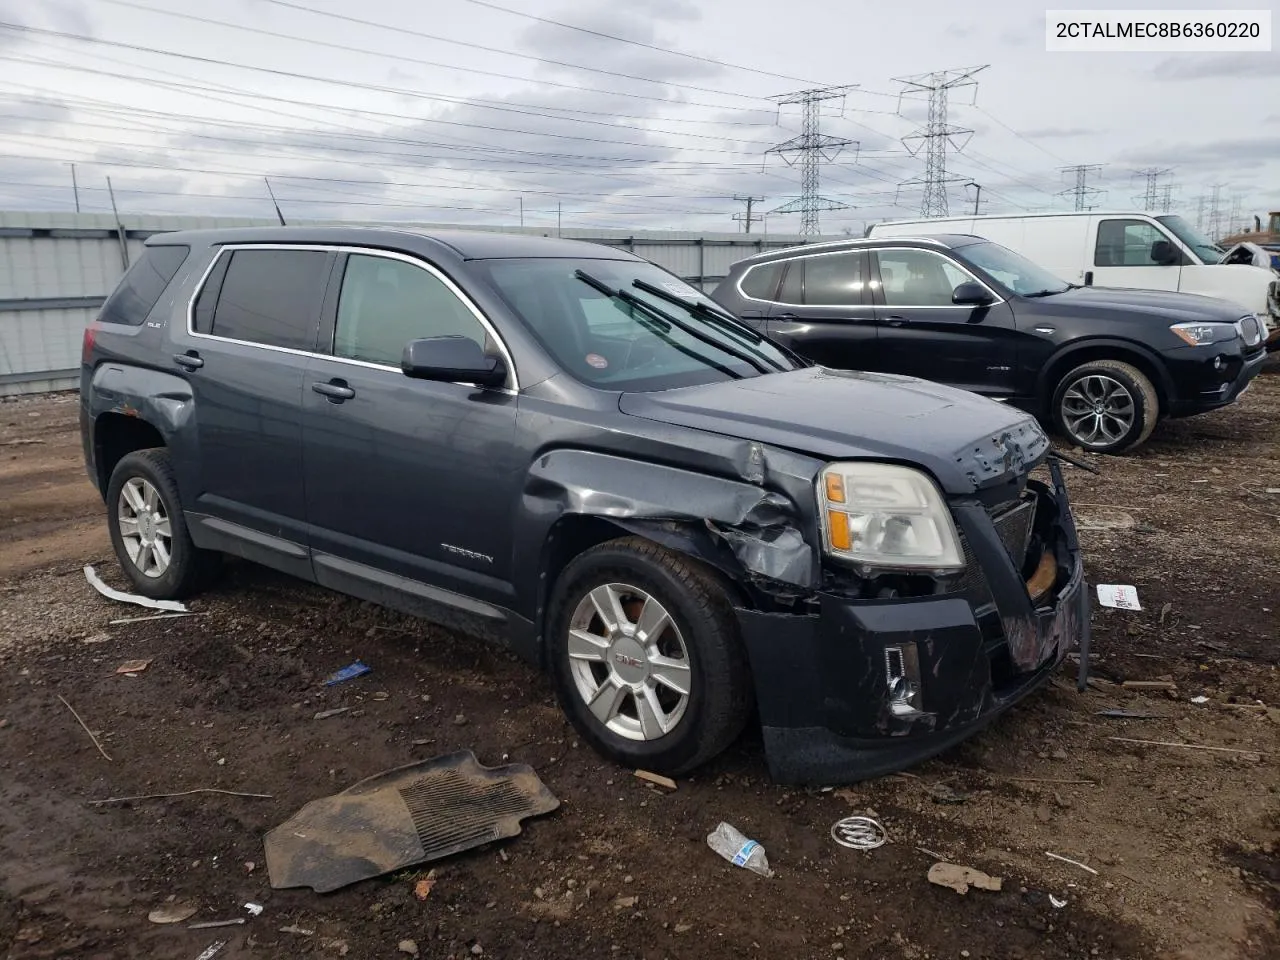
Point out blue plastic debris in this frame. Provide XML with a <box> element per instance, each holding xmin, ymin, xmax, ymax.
<box><xmin>325</xmin><ymin>661</ymin><xmax>371</xmax><ymax>686</ymax></box>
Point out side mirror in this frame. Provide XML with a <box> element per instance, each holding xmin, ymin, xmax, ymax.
<box><xmin>952</xmin><ymin>281</ymin><xmax>994</xmax><ymax>306</ymax></box>
<box><xmin>401</xmin><ymin>336</ymin><xmax>507</xmax><ymax>388</ymax></box>
<box><xmin>1150</xmin><ymin>239</ymin><xmax>1179</xmax><ymax>265</ymax></box>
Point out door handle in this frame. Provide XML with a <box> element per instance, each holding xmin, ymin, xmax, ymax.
<box><xmin>884</xmin><ymin>315</ymin><xmax>909</xmax><ymax>327</ymax></box>
<box><xmin>173</xmin><ymin>352</ymin><xmax>203</xmax><ymax>370</ymax></box>
<box><xmin>312</xmin><ymin>380</ymin><xmax>356</xmax><ymax>402</ymax></box>
<box><xmin>774</xmin><ymin>313</ymin><xmax>799</xmax><ymax>321</ymax></box>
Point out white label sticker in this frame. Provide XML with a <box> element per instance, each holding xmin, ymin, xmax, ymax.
<box><xmin>661</xmin><ymin>281</ymin><xmax>699</xmax><ymax>298</ymax></box>
<box><xmin>1096</xmin><ymin>584</ymin><xmax>1141</xmax><ymax>610</ymax></box>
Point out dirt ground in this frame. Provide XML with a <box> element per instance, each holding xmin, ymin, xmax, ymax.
<box><xmin>1</xmin><ymin>378</ymin><xmax>1277</xmax><ymax>960</ymax></box>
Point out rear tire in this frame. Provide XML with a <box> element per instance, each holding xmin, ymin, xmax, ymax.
<box><xmin>106</xmin><ymin>449</ymin><xmax>220</xmax><ymax>600</ymax></box>
<box><xmin>546</xmin><ymin>537</ymin><xmax>753</xmax><ymax>776</ymax></box>
<box><xmin>1051</xmin><ymin>359</ymin><xmax>1158</xmax><ymax>454</ymax></box>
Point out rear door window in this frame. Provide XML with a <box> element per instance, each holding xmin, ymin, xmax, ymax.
<box><xmin>208</xmin><ymin>249</ymin><xmax>331</xmax><ymax>350</ymax></box>
<box><xmin>802</xmin><ymin>252</ymin><xmax>866</xmax><ymax>306</ymax></box>
<box><xmin>99</xmin><ymin>244</ymin><xmax>190</xmax><ymax>325</ymax></box>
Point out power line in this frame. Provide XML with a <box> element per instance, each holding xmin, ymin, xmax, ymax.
<box><xmin>0</xmin><ymin>18</ymin><xmax>780</xmax><ymax>119</ymax></box>
<box><xmin>250</xmin><ymin>0</ymin><xmax>773</xmax><ymax>104</ymax></box>
<box><xmin>1058</xmin><ymin>164</ymin><xmax>1105</xmax><ymax>211</ymax></box>
<box><xmin>0</xmin><ymin>47</ymin><xmax>779</xmax><ymax>158</ymax></box>
<box><xmin>453</xmin><ymin>0</ymin><xmax>830</xmax><ymax>87</ymax></box>
<box><xmin>893</xmin><ymin>65</ymin><xmax>988</xmax><ymax>217</ymax></box>
<box><xmin>766</xmin><ymin>86</ymin><xmax>858</xmax><ymax>236</ymax></box>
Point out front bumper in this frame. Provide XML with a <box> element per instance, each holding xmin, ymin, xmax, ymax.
<box><xmin>736</xmin><ymin>463</ymin><xmax>1087</xmax><ymax>785</ymax></box>
<box><xmin>1165</xmin><ymin>341</ymin><xmax>1267</xmax><ymax>417</ymax></box>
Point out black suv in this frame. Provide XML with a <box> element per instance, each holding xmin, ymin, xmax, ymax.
<box><xmin>712</xmin><ymin>235</ymin><xmax>1267</xmax><ymax>453</ymax></box>
<box><xmin>81</xmin><ymin>227</ymin><xmax>1087</xmax><ymax>784</ymax></box>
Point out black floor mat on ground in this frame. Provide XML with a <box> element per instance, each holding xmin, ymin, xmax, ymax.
<box><xmin>263</xmin><ymin>751</ymin><xmax>560</xmax><ymax>893</ymax></box>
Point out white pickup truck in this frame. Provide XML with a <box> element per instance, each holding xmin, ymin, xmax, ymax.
<box><xmin>867</xmin><ymin>211</ymin><xmax>1280</xmax><ymax>350</ymax></box>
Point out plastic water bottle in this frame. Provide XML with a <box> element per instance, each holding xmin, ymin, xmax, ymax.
<box><xmin>707</xmin><ymin>822</ymin><xmax>774</xmax><ymax>878</ymax></box>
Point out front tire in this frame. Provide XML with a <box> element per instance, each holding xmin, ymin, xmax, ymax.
<box><xmin>106</xmin><ymin>449</ymin><xmax>219</xmax><ymax>600</ymax></box>
<box><xmin>1051</xmin><ymin>359</ymin><xmax>1159</xmax><ymax>454</ymax></box>
<box><xmin>546</xmin><ymin>537</ymin><xmax>753</xmax><ymax>775</ymax></box>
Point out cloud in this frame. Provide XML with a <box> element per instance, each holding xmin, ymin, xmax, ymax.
<box><xmin>517</xmin><ymin>0</ymin><xmax>720</xmax><ymax>86</ymax></box>
<box><xmin>1016</xmin><ymin>126</ymin><xmax>1097</xmax><ymax>139</ymax></box>
<box><xmin>999</xmin><ymin>14</ymin><xmax>1044</xmax><ymax>47</ymax></box>
<box><xmin>0</xmin><ymin>95</ymin><xmax>73</xmax><ymax>132</ymax></box>
<box><xmin>1122</xmin><ymin>135</ymin><xmax>1280</xmax><ymax>174</ymax></box>
<box><xmin>1152</xmin><ymin>53</ymin><xmax>1280</xmax><ymax>80</ymax></box>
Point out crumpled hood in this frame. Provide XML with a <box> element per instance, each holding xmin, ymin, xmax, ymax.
<box><xmin>1031</xmin><ymin>285</ymin><xmax>1249</xmax><ymax>324</ymax></box>
<box><xmin>619</xmin><ymin>367</ymin><xmax>1049</xmax><ymax>494</ymax></box>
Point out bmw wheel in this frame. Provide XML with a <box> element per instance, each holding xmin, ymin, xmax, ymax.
<box><xmin>546</xmin><ymin>537</ymin><xmax>753</xmax><ymax>775</ymax></box>
<box><xmin>1051</xmin><ymin>359</ymin><xmax>1159</xmax><ymax>454</ymax></box>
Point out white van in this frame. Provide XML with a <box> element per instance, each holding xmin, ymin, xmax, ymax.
<box><xmin>866</xmin><ymin>211</ymin><xmax>1280</xmax><ymax>348</ymax></box>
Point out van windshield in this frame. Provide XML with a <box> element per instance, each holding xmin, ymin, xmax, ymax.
<box><xmin>477</xmin><ymin>258</ymin><xmax>798</xmax><ymax>392</ymax></box>
<box><xmin>1156</xmin><ymin>215</ymin><xmax>1225</xmax><ymax>264</ymax></box>
<box><xmin>960</xmin><ymin>241</ymin><xmax>1072</xmax><ymax>297</ymax></box>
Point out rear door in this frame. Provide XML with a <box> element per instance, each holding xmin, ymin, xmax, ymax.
<box><xmin>764</xmin><ymin>250</ymin><xmax>880</xmax><ymax>370</ymax></box>
<box><xmin>175</xmin><ymin>244</ymin><xmax>334</xmax><ymax>573</ymax></box>
<box><xmin>1091</xmin><ymin>217</ymin><xmax>1183</xmax><ymax>292</ymax></box>
<box><xmin>868</xmin><ymin>246</ymin><xmax>1018</xmax><ymax>395</ymax></box>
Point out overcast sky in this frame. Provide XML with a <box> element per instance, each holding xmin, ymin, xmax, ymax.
<box><xmin>0</xmin><ymin>0</ymin><xmax>1276</xmax><ymax>238</ymax></box>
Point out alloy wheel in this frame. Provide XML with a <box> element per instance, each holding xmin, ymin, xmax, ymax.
<box><xmin>117</xmin><ymin>477</ymin><xmax>173</xmax><ymax>578</ymax></box>
<box><xmin>1060</xmin><ymin>374</ymin><xmax>1136</xmax><ymax>447</ymax></box>
<box><xmin>566</xmin><ymin>582</ymin><xmax>692</xmax><ymax>742</ymax></box>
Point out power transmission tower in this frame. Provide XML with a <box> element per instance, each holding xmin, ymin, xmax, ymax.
<box><xmin>1132</xmin><ymin>167</ymin><xmax>1173</xmax><ymax>211</ymax></box>
<box><xmin>1157</xmin><ymin>183</ymin><xmax>1174</xmax><ymax>213</ymax></box>
<box><xmin>765</xmin><ymin>86</ymin><xmax>859</xmax><ymax>236</ymax></box>
<box><xmin>1058</xmin><ymin>164</ymin><xmax>1105</xmax><ymax>211</ymax></box>
<box><xmin>1195</xmin><ymin>195</ymin><xmax>1207</xmax><ymax>229</ymax></box>
<box><xmin>732</xmin><ymin>195</ymin><xmax>764</xmax><ymax>234</ymax></box>
<box><xmin>1206</xmin><ymin>183</ymin><xmax>1226</xmax><ymax>239</ymax></box>
<box><xmin>892</xmin><ymin>65</ymin><xmax>988</xmax><ymax>217</ymax></box>
<box><xmin>1228</xmin><ymin>193</ymin><xmax>1245</xmax><ymax>234</ymax></box>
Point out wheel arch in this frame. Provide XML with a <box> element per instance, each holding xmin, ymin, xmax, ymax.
<box><xmin>1037</xmin><ymin>338</ymin><xmax>1171</xmax><ymax>414</ymax></box>
<box><xmin>93</xmin><ymin>411</ymin><xmax>167</xmax><ymax>500</ymax></box>
<box><xmin>533</xmin><ymin>514</ymin><xmax>754</xmax><ymax>668</ymax></box>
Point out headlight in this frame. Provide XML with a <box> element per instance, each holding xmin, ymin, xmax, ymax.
<box><xmin>817</xmin><ymin>462</ymin><xmax>964</xmax><ymax>572</ymax></box>
<box><xmin>1170</xmin><ymin>321</ymin><xmax>1239</xmax><ymax>346</ymax></box>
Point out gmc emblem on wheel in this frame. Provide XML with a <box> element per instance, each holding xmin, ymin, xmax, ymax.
<box><xmin>614</xmin><ymin>653</ymin><xmax>644</xmax><ymax>669</ymax></box>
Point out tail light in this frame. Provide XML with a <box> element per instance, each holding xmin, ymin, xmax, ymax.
<box><xmin>82</xmin><ymin>321</ymin><xmax>98</xmax><ymax>363</ymax></box>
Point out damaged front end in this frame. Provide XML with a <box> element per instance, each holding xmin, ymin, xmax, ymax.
<box><xmin>736</xmin><ymin>459</ymin><xmax>1087</xmax><ymax>786</ymax></box>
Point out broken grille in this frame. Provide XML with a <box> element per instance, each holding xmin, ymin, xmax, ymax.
<box><xmin>952</xmin><ymin>496</ymin><xmax>1038</xmax><ymax>607</ymax></box>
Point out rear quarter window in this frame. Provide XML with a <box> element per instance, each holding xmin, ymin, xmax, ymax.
<box><xmin>98</xmin><ymin>245</ymin><xmax>190</xmax><ymax>325</ymax></box>
<box><xmin>739</xmin><ymin>261</ymin><xmax>783</xmax><ymax>300</ymax></box>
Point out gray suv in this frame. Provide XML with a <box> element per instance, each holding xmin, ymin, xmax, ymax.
<box><xmin>80</xmin><ymin>227</ymin><xmax>1089</xmax><ymax>784</ymax></box>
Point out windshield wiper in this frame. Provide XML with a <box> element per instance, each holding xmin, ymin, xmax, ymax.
<box><xmin>574</xmin><ymin>270</ymin><xmax>768</xmax><ymax>377</ymax></box>
<box><xmin>630</xmin><ymin>278</ymin><xmax>789</xmax><ymax>373</ymax></box>
<box><xmin>1023</xmin><ymin>288</ymin><xmax>1068</xmax><ymax>298</ymax></box>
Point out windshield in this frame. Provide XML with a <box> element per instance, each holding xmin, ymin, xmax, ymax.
<box><xmin>1156</xmin><ymin>214</ymin><xmax>1224</xmax><ymax>263</ymax></box>
<box><xmin>959</xmin><ymin>240</ymin><xmax>1071</xmax><ymax>296</ymax></box>
<box><xmin>478</xmin><ymin>258</ymin><xmax>797</xmax><ymax>391</ymax></box>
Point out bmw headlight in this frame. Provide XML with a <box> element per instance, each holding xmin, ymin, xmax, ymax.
<box><xmin>1170</xmin><ymin>321</ymin><xmax>1239</xmax><ymax>346</ymax></box>
<box><xmin>817</xmin><ymin>462</ymin><xmax>964</xmax><ymax>572</ymax></box>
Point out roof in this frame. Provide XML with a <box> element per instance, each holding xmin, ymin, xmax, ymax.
<box><xmin>735</xmin><ymin>233</ymin><xmax>982</xmax><ymax>265</ymax></box>
<box><xmin>872</xmin><ymin>210</ymin><xmax>1182</xmax><ymax>227</ymax></box>
<box><xmin>143</xmin><ymin>225</ymin><xmax>645</xmax><ymax>261</ymax></box>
